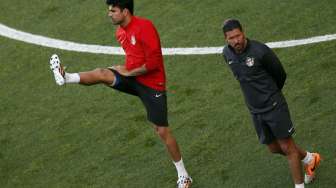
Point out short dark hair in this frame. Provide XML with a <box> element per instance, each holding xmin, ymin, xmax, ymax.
<box><xmin>222</xmin><ymin>19</ymin><xmax>243</xmax><ymax>33</ymax></box>
<box><xmin>106</xmin><ymin>0</ymin><xmax>134</xmax><ymax>15</ymax></box>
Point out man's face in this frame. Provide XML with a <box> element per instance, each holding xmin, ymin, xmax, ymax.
<box><xmin>225</xmin><ymin>28</ymin><xmax>246</xmax><ymax>53</ymax></box>
<box><xmin>108</xmin><ymin>5</ymin><xmax>126</xmax><ymax>25</ymax></box>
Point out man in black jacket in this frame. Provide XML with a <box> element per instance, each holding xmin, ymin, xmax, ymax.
<box><xmin>222</xmin><ymin>19</ymin><xmax>321</xmax><ymax>188</ymax></box>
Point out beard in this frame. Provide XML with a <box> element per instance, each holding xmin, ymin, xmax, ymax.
<box><xmin>234</xmin><ymin>43</ymin><xmax>243</xmax><ymax>51</ymax></box>
<box><xmin>111</xmin><ymin>19</ymin><xmax>123</xmax><ymax>25</ymax></box>
<box><xmin>233</xmin><ymin>40</ymin><xmax>247</xmax><ymax>54</ymax></box>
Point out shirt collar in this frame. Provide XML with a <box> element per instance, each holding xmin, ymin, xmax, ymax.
<box><xmin>121</xmin><ymin>16</ymin><xmax>136</xmax><ymax>30</ymax></box>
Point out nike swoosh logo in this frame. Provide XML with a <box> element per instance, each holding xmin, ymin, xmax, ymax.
<box><xmin>288</xmin><ymin>127</ymin><xmax>294</xmax><ymax>133</ymax></box>
<box><xmin>155</xmin><ymin>94</ymin><xmax>163</xmax><ymax>98</ymax></box>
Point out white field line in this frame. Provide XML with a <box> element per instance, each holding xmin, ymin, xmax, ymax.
<box><xmin>1</xmin><ymin>23</ymin><xmax>336</xmax><ymax>55</ymax></box>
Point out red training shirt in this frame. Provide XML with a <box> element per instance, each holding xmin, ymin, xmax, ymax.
<box><xmin>115</xmin><ymin>16</ymin><xmax>166</xmax><ymax>91</ymax></box>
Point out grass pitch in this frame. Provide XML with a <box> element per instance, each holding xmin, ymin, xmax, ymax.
<box><xmin>0</xmin><ymin>0</ymin><xmax>336</xmax><ymax>187</ymax></box>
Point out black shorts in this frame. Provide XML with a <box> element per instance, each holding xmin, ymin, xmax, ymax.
<box><xmin>108</xmin><ymin>69</ymin><xmax>168</xmax><ymax>126</ymax></box>
<box><xmin>251</xmin><ymin>102</ymin><xmax>295</xmax><ymax>144</ymax></box>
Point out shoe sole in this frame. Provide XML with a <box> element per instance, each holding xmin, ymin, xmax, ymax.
<box><xmin>50</xmin><ymin>54</ymin><xmax>65</xmax><ymax>85</ymax></box>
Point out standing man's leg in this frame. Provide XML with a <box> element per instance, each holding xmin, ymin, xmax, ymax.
<box><xmin>268</xmin><ymin>139</ymin><xmax>321</xmax><ymax>185</ymax></box>
<box><xmin>277</xmin><ymin>137</ymin><xmax>305</xmax><ymax>187</ymax></box>
<box><xmin>155</xmin><ymin>126</ymin><xmax>192</xmax><ymax>188</ymax></box>
<box><xmin>155</xmin><ymin>126</ymin><xmax>182</xmax><ymax>162</ymax></box>
<box><xmin>264</xmin><ymin>101</ymin><xmax>322</xmax><ymax>186</ymax></box>
<box><xmin>254</xmin><ymin>103</ymin><xmax>321</xmax><ymax>187</ymax></box>
<box><xmin>136</xmin><ymin>83</ymin><xmax>191</xmax><ymax>181</ymax></box>
<box><xmin>267</xmin><ymin>137</ymin><xmax>321</xmax><ymax>187</ymax></box>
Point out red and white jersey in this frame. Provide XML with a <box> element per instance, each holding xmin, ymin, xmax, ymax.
<box><xmin>116</xmin><ymin>16</ymin><xmax>166</xmax><ymax>91</ymax></box>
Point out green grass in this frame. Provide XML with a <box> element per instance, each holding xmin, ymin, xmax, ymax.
<box><xmin>0</xmin><ymin>0</ymin><xmax>335</xmax><ymax>46</ymax></box>
<box><xmin>1</xmin><ymin>1</ymin><xmax>336</xmax><ymax>188</ymax></box>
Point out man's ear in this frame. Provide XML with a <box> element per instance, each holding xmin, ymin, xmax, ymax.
<box><xmin>122</xmin><ymin>8</ymin><xmax>130</xmax><ymax>16</ymax></box>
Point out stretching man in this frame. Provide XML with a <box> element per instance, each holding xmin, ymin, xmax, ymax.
<box><xmin>222</xmin><ymin>19</ymin><xmax>321</xmax><ymax>188</ymax></box>
<box><xmin>49</xmin><ymin>0</ymin><xmax>192</xmax><ymax>187</ymax></box>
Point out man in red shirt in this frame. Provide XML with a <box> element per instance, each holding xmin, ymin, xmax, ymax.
<box><xmin>49</xmin><ymin>0</ymin><xmax>192</xmax><ymax>187</ymax></box>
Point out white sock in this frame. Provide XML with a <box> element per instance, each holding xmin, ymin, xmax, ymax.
<box><xmin>295</xmin><ymin>183</ymin><xmax>304</xmax><ymax>188</ymax></box>
<box><xmin>65</xmin><ymin>73</ymin><xmax>80</xmax><ymax>84</ymax></box>
<box><xmin>302</xmin><ymin>151</ymin><xmax>313</xmax><ymax>164</ymax></box>
<box><xmin>173</xmin><ymin>158</ymin><xmax>189</xmax><ymax>177</ymax></box>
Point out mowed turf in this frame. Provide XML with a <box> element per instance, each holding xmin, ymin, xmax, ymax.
<box><xmin>0</xmin><ymin>0</ymin><xmax>336</xmax><ymax>46</ymax></box>
<box><xmin>0</xmin><ymin>0</ymin><xmax>336</xmax><ymax>188</ymax></box>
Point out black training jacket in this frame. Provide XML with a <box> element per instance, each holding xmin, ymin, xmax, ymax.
<box><xmin>223</xmin><ymin>39</ymin><xmax>287</xmax><ymax>114</ymax></box>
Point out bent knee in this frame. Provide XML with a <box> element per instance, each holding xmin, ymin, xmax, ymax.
<box><xmin>279</xmin><ymin>144</ymin><xmax>300</xmax><ymax>156</ymax></box>
<box><xmin>94</xmin><ymin>68</ymin><xmax>110</xmax><ymax>77</ymax></box>
<box><xmin>94</xmin><ymin>68</ymin><xmax>115</xmax><ymax>83</ymax></box>
<box><xmin>269</xmin><ymin>148</ymin><xmax>282</xmax><ymax>154</ymax></box>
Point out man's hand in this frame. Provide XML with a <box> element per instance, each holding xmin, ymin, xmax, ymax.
<box><xmin>111</xmin><ymin>65</ymin><xmax>148</xmax><ymax>77</ymax></box>
<box><xmin>110</xmin><ymin>65</ymin><xmax>130</xmax><ymax>76</ymax></box>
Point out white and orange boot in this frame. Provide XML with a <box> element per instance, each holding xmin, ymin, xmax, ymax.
<box><xmin>304</xmin><ymin>153</ymin><xmax>321</xmax><ymax>184</ymax></box>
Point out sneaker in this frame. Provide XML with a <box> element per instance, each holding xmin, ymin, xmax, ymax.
<box><xmin>304</xmin><ymin>153</ymin><xmax>321</xmax><ymax>184</ymax></box>
<box><xmin>49</xmin><ymin>54</ymin><xmax>65</xmax><ymax>86</ymax></box>
<box><xmin>177</xmin><ymin>176</ymin><xmax>192</xmax><ymax>188</ymax></box>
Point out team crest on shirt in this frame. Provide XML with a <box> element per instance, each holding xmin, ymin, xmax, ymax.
<box><xmin>245</xmin><ymin>57</ymin><xmax>255</xmax><ymax>67</ymax></box>
<box><xmin>131</xmin><ymin>35</ymin><xmax>136</xmax><ymax>45</ymax></box>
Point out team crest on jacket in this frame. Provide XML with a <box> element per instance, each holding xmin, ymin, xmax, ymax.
<box><xmin>245</xmin><ymin>57</ymin><xmax>255</xmax><ymax>67</ymax></box>
<box><xmin>131</xmin><ymin>35</ymin><xmax>136</xmax><ymax>45</ymax></box>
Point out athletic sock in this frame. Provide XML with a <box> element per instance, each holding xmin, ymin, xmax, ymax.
<box><xmin>173</xmin><ymin>158</ymin><xmax>189</xmax><ymax>178</ymax></box>
<box><xmin>302</xmin><ymin>151</ymin><xmax>313</xmax><ymax>165</ymax></box>
<box><xmin>295</xmin><ymin>183</ymin><xmax>304</xmax><ymax>188</ymax></box>
<box><xmin>64</xmin><ymin>73</ymin><xmax>80</xmax><ymax>84</ymax></box>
